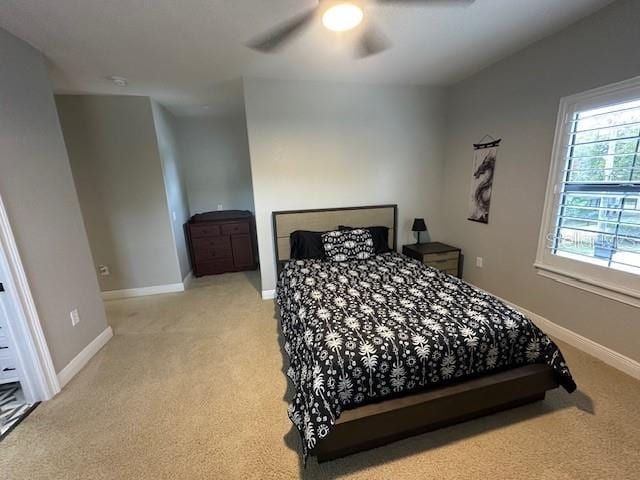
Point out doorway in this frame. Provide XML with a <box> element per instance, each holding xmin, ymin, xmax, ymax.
<box><xmin>0</xmin><ymin>277</ymin><xmax>36</xmax><ymax>437</ymax></box>
<box><xmin>0</xmin><ymin>194</ymin><xmax>60</xmax><ymax>438</ymax></box>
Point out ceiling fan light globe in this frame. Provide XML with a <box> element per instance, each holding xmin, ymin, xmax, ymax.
<box><xmin>322</xmin><ymin>3</ymin><xmax>364</xmax><ymax>32</ymax></box>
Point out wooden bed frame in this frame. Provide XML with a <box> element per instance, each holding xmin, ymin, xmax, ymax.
<box><xmin>272</xmin><ymin>204</ymin><xmax>560</xmax><ymax>462</ymax></box>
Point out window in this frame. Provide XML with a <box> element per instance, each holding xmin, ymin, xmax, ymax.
<box><xmin>536</xmin><ymin>76</ymin><xmax>640</xmax><ymax>307</ymax></box>
<box><xmin>554</xmin><ymin>98</ymin><xmax>640</xmax><ymax>273</ymax></box>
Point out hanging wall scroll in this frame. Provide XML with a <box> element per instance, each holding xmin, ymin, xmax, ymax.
<box><xmin>468</xmin><ymin>136</ymin><xmax>501</xmax><ymax>224</ymax></box>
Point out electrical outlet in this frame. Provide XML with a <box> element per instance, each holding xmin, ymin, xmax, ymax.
<box><xmin>217</xmin><ymin>204</ymin><xmax>223</xmax><ymax>211</ymax></box>
<box><xmin>98</xmin><ymin>265</ymin><xmax>110</xmax><ymax>276</ymax></box>
<box><xmin>476</xmin><ymin>257</ymin><xmax>484</xmax><ymax>268</ymax></box>
<box><xmin>70</xmin><ymin>309</ymin><xmax>80</xmax><ymax>326</ymax></box>
<box><xmin>172</xmin><ymin>211</ymin><xmax>177</xmax><ymax>221</ymax></box>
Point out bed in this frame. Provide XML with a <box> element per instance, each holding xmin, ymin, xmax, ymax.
<box><xmin>274</xmin><ymin>204</ymin><xmax>576</xmax><ymax>462</ymax></box>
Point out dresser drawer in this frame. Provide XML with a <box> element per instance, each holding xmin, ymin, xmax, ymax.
<box><xmin>404</xmin><ymin>243</ymin><xmax>461</xmax><ymax>279</ymax></box>
<box><xmin>0</xmin><ymin>356</ymin><xmax>18</xmax><ymax>381</ymax></box>
<box><xmin>425</xmin><ymin>258</ymin><xmax>459</xmax><ymax>271</ymax></box>
<box><xmin>190</xmin><ymin>224</ymin><xmax>221</xmax><ymax>238</ymax></box>
<box><xmin>0</xmin><ymin>336</ymin><xmax>12</xmax><ymax>356</ymax></box>
<box><xmin>196</xmin><ymin>258</ymin><xmax>235</xmax><ymax>276</ymax></box>
<box><xmin>192</xmin><ymin>236</ymin><xmax>232</xmax><ymax>261</ymax></box>
<box><xmin>424</xmin><ymin>251</ymin><xmax>459</xmax><ymax>263</ymax></box>
<box><xmin>221</xmin><ymin>222</ymin><xmax>249</xmax><ymax>235</ymax></box>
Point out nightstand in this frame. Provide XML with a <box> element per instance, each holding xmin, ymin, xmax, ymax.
<box><xmin>402</xmin><ymin>242</ymin><xmax>462</xmax><ymax>278</ymax></box>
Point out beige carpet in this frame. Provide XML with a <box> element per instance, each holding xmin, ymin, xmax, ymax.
<box><xmin>1</xmin><ymin>271</ymin><xmax>639</xmax><ymax>479</ymax></box>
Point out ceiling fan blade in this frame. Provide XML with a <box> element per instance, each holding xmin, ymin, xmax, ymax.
<box><xmin>247</xmin><ymin>7</ymin><xmax>319</xmax><ymax>53</ymax></box>
<box><xmin>356</xmin><ymin>25</ymin><xmax>390</xmax><ymax>59</ymax></box>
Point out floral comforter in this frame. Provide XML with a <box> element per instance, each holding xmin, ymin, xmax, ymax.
<box><xmin>276</xmin><ymin>253</ymin><xmax>576</xmax><ymax>457</ymax></box>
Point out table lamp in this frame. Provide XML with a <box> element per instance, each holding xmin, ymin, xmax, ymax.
<box><xmin>412</xmin><ymin>218</ymin><xmax>427</xmax><ymax>244</ymax></box>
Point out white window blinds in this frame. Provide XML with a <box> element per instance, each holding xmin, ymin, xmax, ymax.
<box><xmin>552</xmin><ymin>98</ymin><xmax>640</xmax><ymax>274</ymax></box>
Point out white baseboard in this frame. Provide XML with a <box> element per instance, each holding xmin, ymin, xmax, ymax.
<box><xmin>470</xmin><ymin>283</ymin><xmax>640</xmax><ymax>381</ymax></box>
<box><xmin>182</xmin><ymin>271</ymin><xmax>194</xmax><ymax>289</ymax></box>
<box><xmin>101</xmin><ymin>282</ymin><xmax>185</xmax><ymax>301</ymax></box>
<box><xmin>262</xmin><ymin>289</ymin><xmax>276</xmax><ymax>300</ymax></box>
<box><xmin>526</xmin><ymin>309</ymin><xmax>640</xmax><ymax>381</ymax></box>
<box><xmin>57</xmin><ymin>326</ymin><xmax>113</xmax><ymax>388</ymax></box>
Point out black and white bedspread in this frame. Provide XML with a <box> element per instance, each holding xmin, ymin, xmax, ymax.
<box><xmin>276</xmin><ymin>253</ymin><xmax>576</xmax><ymax>456</ymax></box>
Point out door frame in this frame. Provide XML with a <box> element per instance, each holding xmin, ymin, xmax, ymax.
<box><xmin>0</xmin><ymin>192</ymin><xmax>60</xmax><ymax>402</ymax></box>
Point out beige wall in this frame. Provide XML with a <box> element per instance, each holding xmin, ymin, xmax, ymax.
<box><xmin>244</xmin><ymin>77</ymin><xmax>446</xmax><ymax>293</ymax></box>
<box><xmin>0</xmin><ymin>27</ymin><xmax>108</xmax><ymax>372</ymax></box>
<box><xmin>151</xmin><ymin>101</ymin><xmax>191</xmax><ymax>280</ymax></box>
<box><xmin>175</xmin><ymin>114</ymin><xmax>255</xmax><ymax>215</ymax></box>
<box><xmin>56</xmin><ymin>95</ymin><xmax>184</xmax><ymax>292</ymax></box>
<box><xmin>442</xmin><ymin>0</ymin><xmax>640</xmax><ymax>362</ymax></box>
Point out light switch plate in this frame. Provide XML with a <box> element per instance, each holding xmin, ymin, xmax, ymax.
<box><xmin>70</xmin><ymin>309</ymin><xmax>80</xmax><ymax>326</ymax></box>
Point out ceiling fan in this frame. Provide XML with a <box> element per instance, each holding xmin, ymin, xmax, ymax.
<box><xmin>247</xmin><ymin>0</ymin><xmax>475</xmax><ymax>58</ymax></box>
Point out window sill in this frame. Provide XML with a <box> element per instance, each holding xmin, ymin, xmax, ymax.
<box><xmin>534</xmin><ymin>263</ymin><xmax>640</xmax><ymax>309</ymax></box>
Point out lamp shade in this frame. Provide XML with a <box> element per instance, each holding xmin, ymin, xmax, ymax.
<box><xmin>412</xmin><ymin>218</ymin><xmax>427</xmax><ymax>232</ymax></box>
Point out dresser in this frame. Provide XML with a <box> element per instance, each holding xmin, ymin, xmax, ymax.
<box><xmin>402</xmin><ymin>242</ymin><xmax>462</xmax><ymax>278</ymax></box>
<box><xmin>187</xmin><ymin>211</ymin><xmax>258</xmax><ymax>277</ymax></box>
<box><xmin>0</xmin><ymin>287</ymin><xmax>19</xmax><ymax>385</ymax></box>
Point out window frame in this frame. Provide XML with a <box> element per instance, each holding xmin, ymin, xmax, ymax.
<box><xmin>535</xmin><ymin>75</ymin><xmax>640</xmax><ymax>308</ymax></box>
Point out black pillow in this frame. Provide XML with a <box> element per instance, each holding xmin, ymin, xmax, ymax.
<box><xmin>339</xmin><ymin>225</ymin><xmax>391</xmax><ymax>254</ymax></box>
<box><xmin>290</xmin><ymin>230</ymin><xmax>326</xmax><ymax>260</ymax></box>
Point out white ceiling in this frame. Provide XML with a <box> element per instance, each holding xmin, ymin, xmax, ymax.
<box><xmin>0</xmin><ymin>0</ymin><xmax>614</xmax><ymax>116</ymax></box>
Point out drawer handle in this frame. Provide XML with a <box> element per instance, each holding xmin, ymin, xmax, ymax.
<box><xmin>0</xmin><ymin>346</ymin><xmax>8</xmax><ymax>350</ymax></box>
<box><xmin>3</xmin><ymin>367</ymin><xmax>16</xmax><ymax>372</ymax></box>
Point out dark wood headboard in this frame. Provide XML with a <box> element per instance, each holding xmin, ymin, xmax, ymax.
<box><xmin>272</xmin><ymin>204</ymin><xmax>398</xmax><ymax>269</ymax></box>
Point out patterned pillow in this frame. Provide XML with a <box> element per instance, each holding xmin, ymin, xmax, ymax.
<box><xmin>321</xmin><ymin>229</ymin><xmax>375</xmax><ymax>262</ymax></box>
